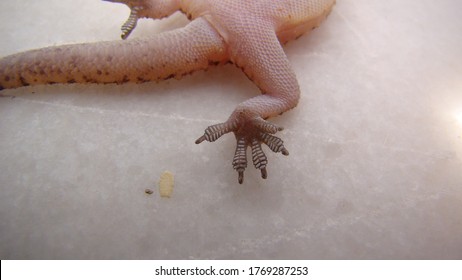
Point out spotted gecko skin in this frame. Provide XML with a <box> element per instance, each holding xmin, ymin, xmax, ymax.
<box><xmin>0</xmin><ymin>0</ymin><xmax>335</xmax><ymax>184</ymax></box>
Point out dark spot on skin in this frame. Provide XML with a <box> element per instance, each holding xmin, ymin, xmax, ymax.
<box><xmin>180</xmin><ymin>70</ymin><xmax>194</xmax><ymax>78</ymax></box>
<box><xmin>194</xmin><ymin>58</ymin><xmax>199</xmax><ymax>63</ymax></box>
<box><xmin>19</xmin><ymin>76</ymin><xmax>29</xmax><ymax>87</ymax></box>
<box><xmin>97</xmin><ymin>70</ymin><xmax>102</xmax><ymax>75</ymax></box>
<box><xmin>68</xmin><ymin>79</ymin><xmax>76</xmax><ymax>84</ymax></box>
<box><xmin>29</xmin><ymin>70</ymin><xmax>38</xmax><ymax>76</ymax></box>
<box><xmin>165</xmin><ymin>74</ymin><xmax>175</xmax><ymax>80</ymax></box>
<box><xmin>105</xmin><ymin>71</ymin><xmax>110</xmax><ymax>76</ymax></box>
<box><xmin>4</xmin><ymin>76</ymin><xmax>10</xmax><ymax>82</ymax></box>
<box><xmin>137</xmin><ymin>77</ymin><xmax>148</xmax><ymax>83</ymax></box>
<box><xmin>39</xmin><ymin>69</ymin><xmax>45</xmax><ymax>75</ymax></box>
<box><xmin>48</xmin><ymin>81</ymin><xmax>56</xmax><ymax>85</ymax></box>
<box><xmin>82</xmin><ymin>76</ymin><xmax>97</xmax><ymax>83</ymax></box>
<box><xmin>208</xmin><ymin>60</ymin><xmax>220</xmax><ymax>66</ymax></box>
<box><xmin>121</xmin><ymin>75</ymin><xmax>129</xmax><ymax>83</ymax></box>
<box><xmin>33</xmin><ymin>78</ymin><xmax>38</xmax><ymax>82</ymax></box>
<box><xmin>69</xmin><ymin>59</ymin><xmax>77</xmax><ymax>68</ymax></box>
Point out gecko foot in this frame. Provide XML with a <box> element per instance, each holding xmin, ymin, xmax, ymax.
<box><xmin>196</xmin><ymin>117</ymin><xmax>289</xmax><ymax>184</ymax></box>
<box><xmin>102</xmin><ymin>0</ymin><xmax>143</xmax><ymax>39</ymax></box>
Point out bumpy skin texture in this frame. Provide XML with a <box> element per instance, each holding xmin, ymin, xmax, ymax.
<box><xmin>0</xmin><ymin>0</ymin><xmax>335</xmax><ymax>183</ymax></box>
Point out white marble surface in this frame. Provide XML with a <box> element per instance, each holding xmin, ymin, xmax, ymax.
<box><xmin>1</xmin><ymin>0</ymin><xmax>461</xmax><ymax>259</ymax></box>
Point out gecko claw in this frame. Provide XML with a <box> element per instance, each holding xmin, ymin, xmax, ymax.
<box><xmin>238</xmin><ymin>171</ymin><xmax>244</xmax><ymax>184</ymax></box>
<box><xmin>260</xmin><ymin>167</ymin><xmax>268</xmax><ymax>179</ymax></box>
<box><xmin>195</xmin><ymin>135</ymin><xmax>206</xmax><ymax>144</ymax></box>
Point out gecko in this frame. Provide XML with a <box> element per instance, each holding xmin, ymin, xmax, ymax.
<box><xmin>0</xmin><ymin>0</ymin><xmax>335</xmax><ymax>184</ymax></box>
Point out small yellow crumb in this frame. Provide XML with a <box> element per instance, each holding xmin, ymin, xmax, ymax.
<box><xmin>159</xmin><ymin>171</ymin><xmax>174</xmax><ymax>198</ymax></box>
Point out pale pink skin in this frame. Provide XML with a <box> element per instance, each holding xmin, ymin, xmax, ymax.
<box><xmin>0</xmin><ymin>0</ymin><xmax>335</xmax><ymax>183</ymax></box>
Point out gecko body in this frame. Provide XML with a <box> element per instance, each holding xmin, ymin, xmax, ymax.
<box><xmin>0</xmin><ymin>0</ymin><xmax>335</xmax><ymax>183</ymax></box>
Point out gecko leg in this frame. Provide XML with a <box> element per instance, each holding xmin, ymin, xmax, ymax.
<box><xmin>196</xmin><ymin>117</ymin><xmax>289</xmax><ymax>184</ymax></box>
<box><xmin>194</xmin><ymin>21</ymin><xmax>299</xmax><ymax>184</ymax></box>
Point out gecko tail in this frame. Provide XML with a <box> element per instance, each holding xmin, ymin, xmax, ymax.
<box><xmin>0</xmin><ymin>18</ymin><xmax>227</xmax><ymax>91</ymax></box>
<box><xmin>0</xmin><ymin>41</ymin><xmax>136</xmax><ymax>90</ymax></box>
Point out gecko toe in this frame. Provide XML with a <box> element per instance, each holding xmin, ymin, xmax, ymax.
<box><xmin>103</xmin><ymin>0</ymin><xmax>143</xmax><ymax>39</ymax></box>
<box><xmin>251</xmin><ymin>139</ymin><xmax>268</xmax><ymax>179</ymax></box>
<box><xmin>120</xmin><ymin>6</ymin><xmax>143</xmax><ymax>39</ymax></box>
<box><xmin>254</xmin><ymin>117</ymin><xmax>284</xmax><ymax>134</ymax></box>
<box><xmin>195</xmin><ymin>121</ymin><xmax>237</xmax><ymax>144</ymax></box>
<box><xmin>260</xmin><ymin>132</ymin><xmax>289</xmax><ymax>155</ymax></box>
<box><xmin>233</xmin><ymin>138</ymin><xmax>248</xmax><ymax>184</ymax></box>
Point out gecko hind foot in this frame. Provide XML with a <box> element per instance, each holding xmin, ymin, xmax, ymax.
<box><xmin>196</xmin><ymin>118</ymin><xmax>289</xmax><ymax>184</ymax></box>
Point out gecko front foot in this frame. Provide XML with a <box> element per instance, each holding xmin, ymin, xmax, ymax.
<box><xmin>196</xmin><ymin>117</ymin><xmax>289</xmax><ymax>184</ymax></box>
<box><xmin>103</xmin><ymin>0</ymin><xmax>145</xmax><ymax>39</ymax></box>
